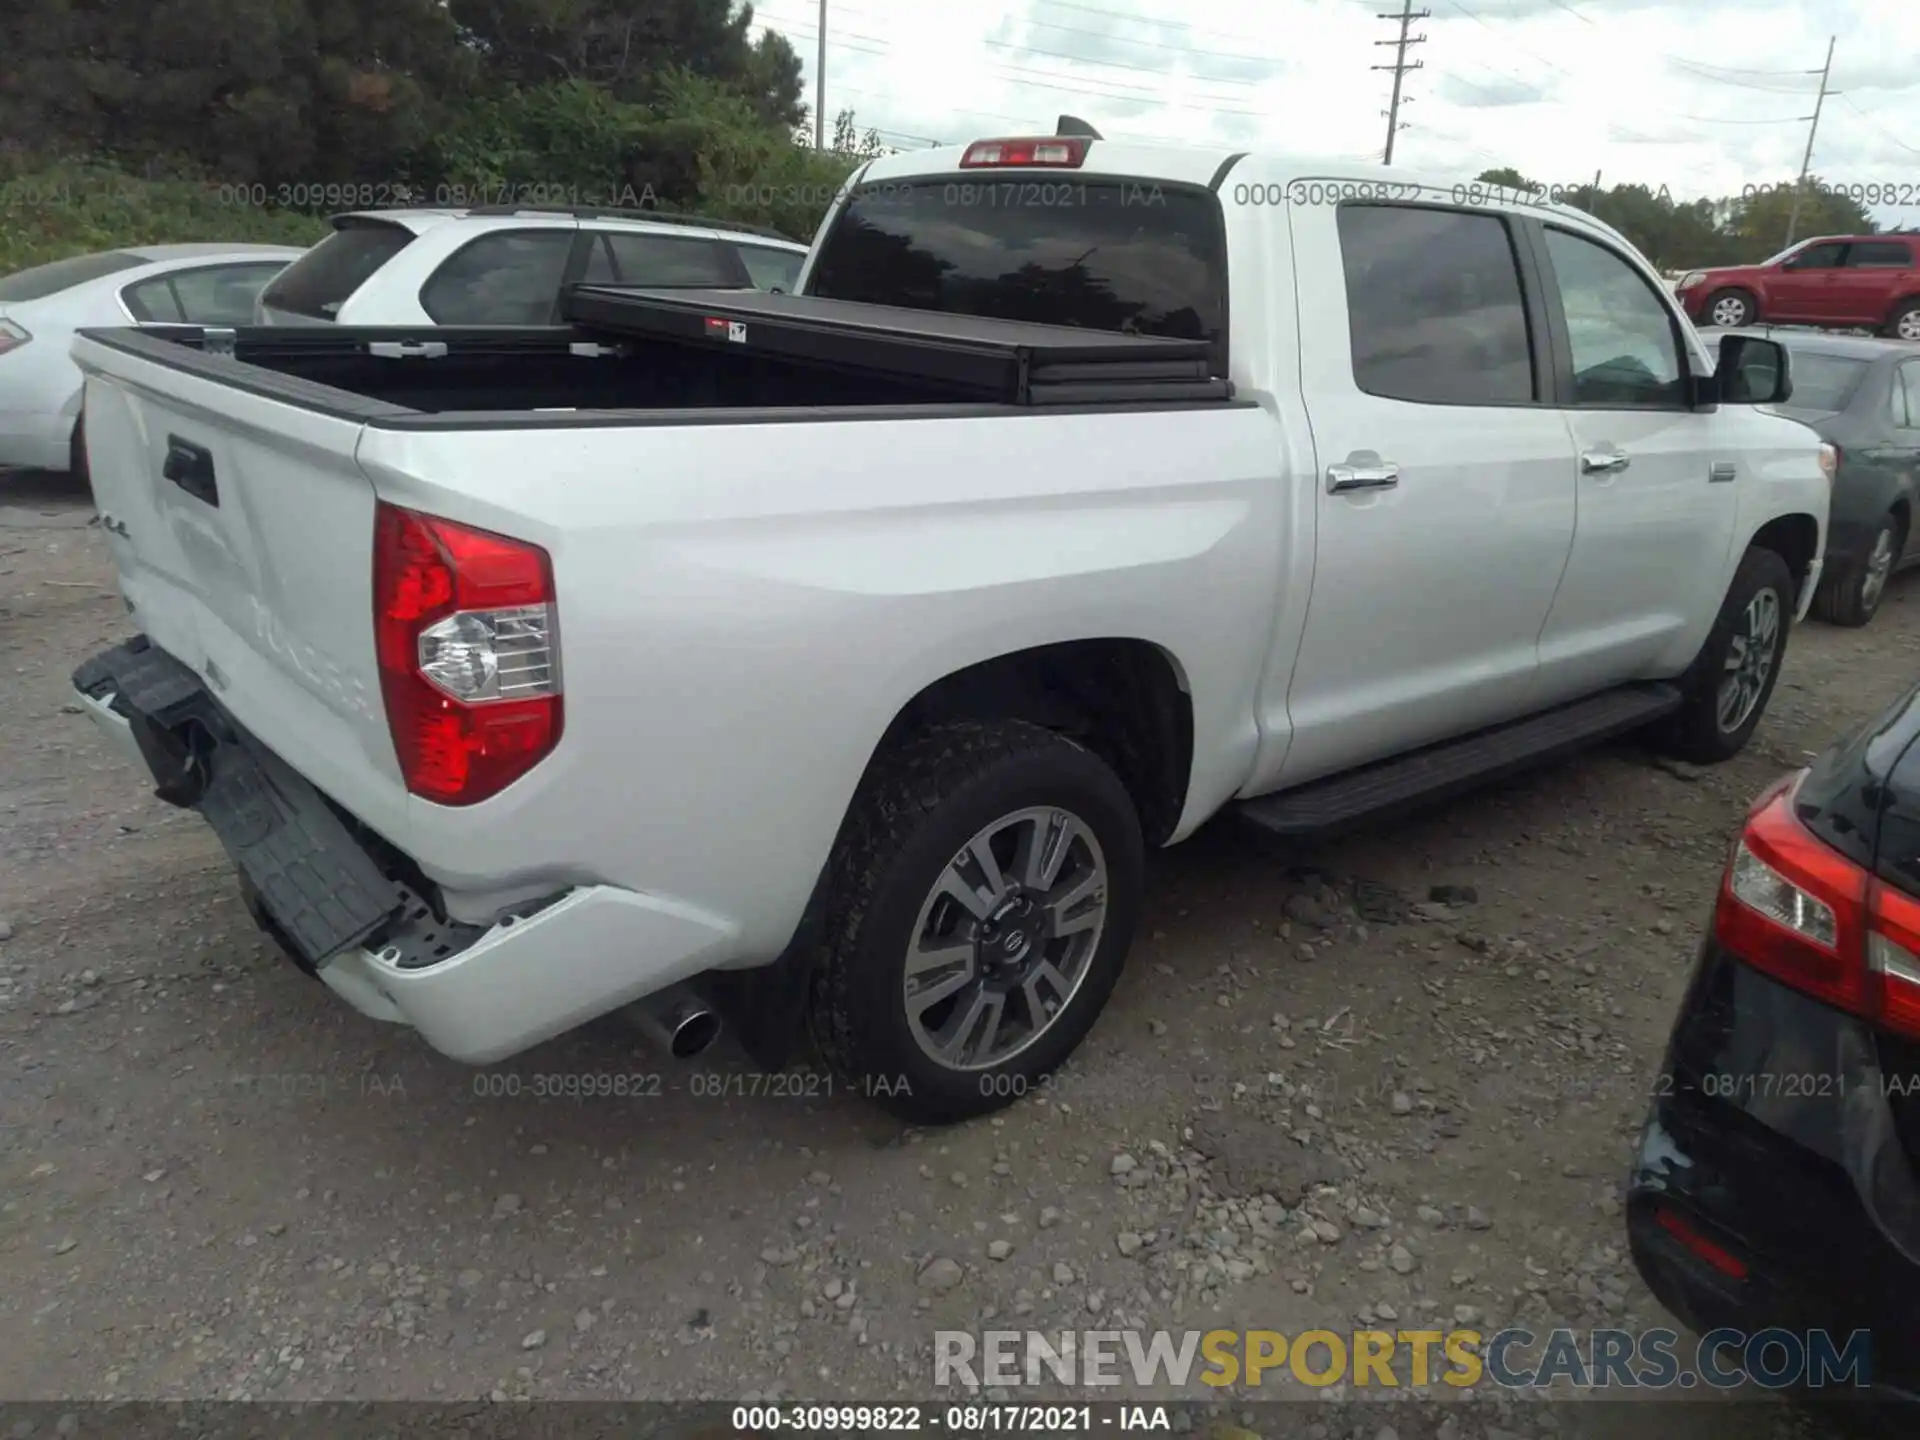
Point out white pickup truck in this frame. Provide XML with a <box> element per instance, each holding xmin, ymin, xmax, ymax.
<box><xmin>69</xmin><ymin>131</ymin><xmax>1832</xmax><ymax>1123</ymax></box>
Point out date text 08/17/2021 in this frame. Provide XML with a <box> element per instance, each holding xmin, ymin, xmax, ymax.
<box><xmin>729</xmin><ymin>1404</ymin><xmax>1172</xmax><ymax>1433</ymax></box>
<box><xmin>464</xmin><ymin>1069</ymin><xmax>918</xmax><ymax>1102</ymax></box>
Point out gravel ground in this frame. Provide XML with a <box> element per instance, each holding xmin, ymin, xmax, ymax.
<box><xmin>4</xmin><ymin>468</ymin><xmax>1917</xmax><ymax>1437</ymax></box>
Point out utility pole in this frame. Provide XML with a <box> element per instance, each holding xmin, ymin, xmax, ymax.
<box><xmin>814</xmin><ymin>0</ymin><xmax>828</xmax><ymax>149</ymax></box>
<box><xmin>1782</xmin><ymin>35</ymin><xmax>1836</xmax><ymax>248</ymax></box>
<box><xmin>1373</xmin><ymin>0</ymin><xmax>1428</xmax><ymax>165</ymax></box>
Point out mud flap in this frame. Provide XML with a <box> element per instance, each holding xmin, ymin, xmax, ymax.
<box><xmin>72</xmin><ymin>636</ymin><xmax>401</xmax><ymax>971</ymax></box>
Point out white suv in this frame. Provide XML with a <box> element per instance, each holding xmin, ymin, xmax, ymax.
<box><xmin>254</xmin><ymin>206</ymin><xmax>810</xmax><ymax>326</ymax></box>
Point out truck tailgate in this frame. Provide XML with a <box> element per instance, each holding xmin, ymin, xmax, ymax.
<box><xmin>71</xmin><ymin>331</ymin><xmax>411</xmax><ymax>847</ymax></box>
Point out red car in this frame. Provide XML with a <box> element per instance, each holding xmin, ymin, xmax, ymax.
<box><xmin>1675</xmin><ymin>234</ymin><xmax>1920</xmax><ymax>341</ymax></box>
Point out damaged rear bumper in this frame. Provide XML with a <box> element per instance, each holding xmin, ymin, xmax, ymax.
<box><xmin>72</xmin><ymin>636</ymin><xmax>738</xmax><ymax>1064</ymax></box>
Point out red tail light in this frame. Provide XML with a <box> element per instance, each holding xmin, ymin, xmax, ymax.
<box><xmin>1654</xmin><ymin>1205</ymin><xmax>1749</xmax><ymax>1280</ymax></box>
<box><xmin>1713</xmin><ymin>773</ymin><xmax>1920</xmax><ymax>1037</ymax></box>
<box><xmin>372</xmin><ymin>502</ymin><xmax>562</xmax><ymax>805</ymax></box>
<box><xmin>959</xmin><ymin>137</ymin><xmax>1089</xmax><ymax>168</ymax></box>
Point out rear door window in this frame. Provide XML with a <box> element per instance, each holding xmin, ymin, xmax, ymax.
<box><xmin>124</xmin><ymin>263</ymin><xmax>289</xmax><ymax>324</ymax></box>
<box><xmin>1848</xmin><ymin>241</ymin><xmax>1914</xmax><ymax>269</ymax></box>
<box><xmin>420</xmin><ymin>230</ymin><xmax>577</xmax><ymax>324</ymax></box>
<box><xmin>259</xmin><ymin>221</ymin><xmax>412</xmax><ymax>320</ymax></box>
<box><xmin>0</xmin><ymin>251</ymin><xmax>146</xmax><ymax>302</ymax></box>
<box><xmin>735</xmin><ymin>243</ymin><xmax>805</xmax><ymax>292</ymax></box>
<box><xmin>807</xmin><ymin>177</ymin><xmax>1229</xmax><ymax>372</ymax></box>
<box><xmin>595</xmin><ymin>232</ymin><xmax>747</xmax><ymax>287</ymax></box>
<box><xmin>1336</xmin><ymin>204</ymin><xmax>1535</xmax><ymax>405</ymax></box>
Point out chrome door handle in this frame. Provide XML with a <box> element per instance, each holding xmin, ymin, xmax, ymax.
<box><xmin>1709</xmin><ymin>461</ymin><xmax>1738</xmax><ymax>483</ymax></box>
<box><xmin>1580</xmin><ymin>449</ymin><xmax>1631</xmax><ymax>474</ymax></box>
<box><xmin>1326</xmin><ymin>461</ymin><xmax>1401</xmax><ymax>494</ymax></box>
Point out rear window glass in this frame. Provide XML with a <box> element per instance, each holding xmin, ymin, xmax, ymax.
<box><xmin>807</xmin><ymin>178</ymin><xmax>1227</xmax><ymax>371</ymax></box>
<box><xmin>1784</xmin><ymin>352</ymin><xmax>1871</xmax><ymax>412</ymax></box>
<box><xmin>0</xmin><ymin>251</ymin><xmax>145</xmax><ymax>302</ymax></box>
<box><xmin>259</xmin><ymin>222</ymin><xmax>412</xmax><ymax>319</ymax></box>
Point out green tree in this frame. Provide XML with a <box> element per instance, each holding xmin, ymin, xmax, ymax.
<box><xmin>1475</xmin><ymin>167</ymin><xmax>1538</xmax><ymax>192</ymax></box>
<box><xmin>1727</xmin><ymin>177</ymin><xmax>1876</xmax><ymax>254</ymax></box>
<box><xmin>448</xmin><ymin>0</ymin><xmax>803</xmax><ymax>128</ymax></box>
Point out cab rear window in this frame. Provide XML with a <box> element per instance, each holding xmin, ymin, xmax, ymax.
<box><xmin>807</xmin><ymin>178</ymin><xmax>1227</xmax><ymax>372</ymax></box>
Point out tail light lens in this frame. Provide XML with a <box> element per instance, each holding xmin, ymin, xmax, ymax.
<box><xmin>959</xmin><ymin>137</ymin><xmax>1089</xmax><ymax>168</ymax></box>
<box><xmin>372</xmin><ymin>502</ymin><xmax>562</xmax><ymax>805</ymax></box>
<box><xmin>0</xmin><ymin>320</ymin><xmax>31</xmax><ymax>356</ymax></box>
<box><xmin>1713</xmin><ymin>772</ymin><xmax>1920</xmax><ymax>1037</ymax></box>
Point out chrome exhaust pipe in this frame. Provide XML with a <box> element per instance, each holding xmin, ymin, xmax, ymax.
<box><xmin>626</xmin><ymin>985</ymin><xmax>723</xmax><ymax>1060</ymax></box>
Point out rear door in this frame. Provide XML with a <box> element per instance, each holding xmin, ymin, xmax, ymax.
<box><xmin>1767</xmin><ymin>240</ymin><xmax>1849</xmax><ymax>322</ymax></box>
<box><xmin>71</xmin><ymin>331</ymin><xmax>410</xmax><ymax>837</ymax></box>
<box><xmin>1897</xmin><ymin>361</ymin><xmax>1920</xmax><ymax>564</ymax></box>
<box><xmin>1274</xmin><ymin>198</ymin><xmax>1579</xmax><ymax>787</ymax></box>
<box><xmin>1831</xmin><ymin>239</ymin><xmax>1916</xmax><ymax>327</ymax></box>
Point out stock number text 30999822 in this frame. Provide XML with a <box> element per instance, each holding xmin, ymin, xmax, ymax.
<box><xmin>730</xmin><ymin>1404</ymin><xmax>1106</xmax><ymax>1432</ymax></box>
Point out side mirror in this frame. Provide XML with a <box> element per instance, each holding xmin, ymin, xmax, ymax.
<box><xmin>1716</xmin><ymin>334</ymin><xmax>1792</xmax><ymax>405</ymax></box>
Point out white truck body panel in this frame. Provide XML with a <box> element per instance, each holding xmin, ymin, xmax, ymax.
<box><xmin>69</xmin><ymin>140</ymin><xmax>1833</xmax><ymax>1071</ymax></box>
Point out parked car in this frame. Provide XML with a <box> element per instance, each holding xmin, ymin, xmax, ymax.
<box><xmin>0</xmin><ymin>243</ymin><xmax>303</xmax><ymax>478</ymax></box>
<box><xmin>1627</xmin><ymin>677</ymin><xmax>1920</xmax><ymax>1403</ymax></box>
<box><xmin>1701</xmin><ymin>326</ymin><xmax>1920</xmax><ymax>627</ymax></box>
<box><xmin>69</xmin><ymin>131</ymin><xmax>1830</xmax><ymax>1124</ymax></box>
<box><xmin>252</xmin><ymin>206</ymin><xmax>811</xmax><ymax>326</ymax></box>
<box><xmin>1675</xmin><ymin>235</ymin><xmax>1920</xmax><ymax>340</ymax></box>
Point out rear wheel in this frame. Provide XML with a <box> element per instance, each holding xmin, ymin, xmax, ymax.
<box><xmin>1886</xmin><ymin>300</ymin><xmax>1920</xmax><ymax>343</ymax></box>
<box><xmin>1654</xmin><ymin>546</ymin><xmax>1794</xmax><ymax>764</ymax></box>
<box><xmin>1813</xmin><ymin>511</ymin><xmax>1903</xmax><ymax>628</ymax></box>
<box><xmin>807</xmin><ymin>720</ymin><xmax>1143</xmax><ymax>1125</ymax></box>
<box><xmin>1705</xmin><ymin>289</ymin><xmax>1756</xmax><ymax>328</ymax></box>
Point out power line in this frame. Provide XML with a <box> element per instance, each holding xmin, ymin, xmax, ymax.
<box><xmin>1030</xmin><ymin>0</ymin><xmax>1289</xmax><ymax>49</ymax></box>
<box><xmin>988</xmin><ymin>62</ymin><xmax>1274</xmax><ymax>116</ymax></box>
<box><xmin>1835</xmin><ymin>96</ymin><xmax>1920</xmax><ymax>159</ymax></box>
<box><xmin>981</xmin><ymin>38</ymin><xmax>1278</xmax><ymax>89</ymax></box>
<box><xmin>1676</xmin><ymin>113</ymin><xmax>1817</xmax><ymax>124</ymax></box>
<box><xmin>1012</xmin><ymin>13</ymin><xmax>1288</xmax><ymax>67</ymax></box>
<box><xmin>1374</xmin><ymin>0</ymin><xmax>1428</xmax><ymax>165</ymax></box>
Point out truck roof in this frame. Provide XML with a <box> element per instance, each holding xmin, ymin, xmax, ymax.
<box><xmin>860</xmin><ymin>137</ymin><xmax>1610</xmax><ymax>231</ymax></box>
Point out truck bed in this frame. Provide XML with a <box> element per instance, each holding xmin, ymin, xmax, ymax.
<box><xmin>74</xmin><ymin>289</ymin><xmax>1230</xmax><ymax>428</ymax></box>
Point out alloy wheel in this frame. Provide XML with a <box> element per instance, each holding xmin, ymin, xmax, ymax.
<box><xmin>901</xmin><ymin>806</ymin><xmax>1109</xmax><ymax>1071</ymax></box>
<box><xmin>1716</xmin><ymin>588</ymin><xmax>1781</xmax><ymax>734</ymax></box>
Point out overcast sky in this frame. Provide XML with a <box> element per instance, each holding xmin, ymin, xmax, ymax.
<box><xmin>747</xmin><ymin>0</ymin><xmax>1918</xmax><ymax>225</ymax></box>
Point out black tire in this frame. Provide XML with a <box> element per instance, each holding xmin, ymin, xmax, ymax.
<box><xmin>1813</xmin><ymin>511</ymin><xmax>1903</xmax><ymax>628</ymax></box>
<box><xmin>1702</xmin><ymin>288</ymin><xmax>1756</xmax><ymax>328</ymax></box>
<box><xmin>1654</xmin><ymin>545</ymin><xmax>1794</xmax><ymax>765</ymax></box>
<box><xmin>807</xmin><ymin>720</ymin><xmax>1144</xmax><ymax>1125</ymax></box>
<box><xmin>1884</xmin><ymin>299</ymin><xmax>1920</xmax><ymax>343</ymax></box>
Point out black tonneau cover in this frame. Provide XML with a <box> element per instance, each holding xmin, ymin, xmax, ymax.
<box><xmin>561</xmin><ymin>285</ymin><xmax>1230</xmax><ymax>406</ymax></box>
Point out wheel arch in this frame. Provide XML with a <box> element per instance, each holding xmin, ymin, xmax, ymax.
<box><xmin>1748</xmin><ymin>511</ymin><xmax>1821</xmax><ymax>598</ymax></box>
<box><xmin>710</xmin><ymin>636</ymin><xmax>1195</xmax><ymax>1071</ymax></box>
